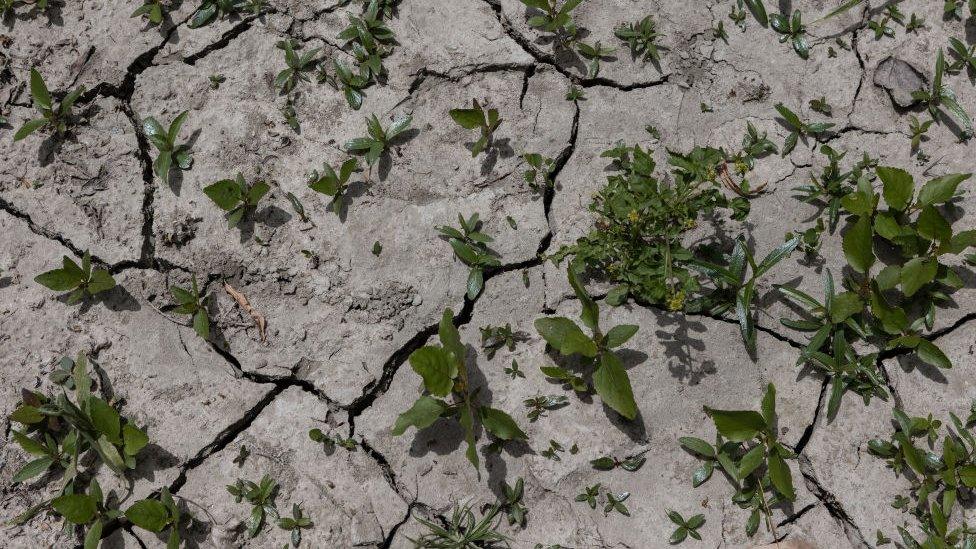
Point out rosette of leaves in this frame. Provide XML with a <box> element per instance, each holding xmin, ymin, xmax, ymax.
<box><xmin>227</xmin><ymin>474</ymin><xmax>279</xmax><ymax>538</ymax></box>
<box><xmin>277</xmin><ymin>503</ymin><xmax>314</xmax><ymax>547</ymax></box>
<box><xmin>839</xmin><ymin>166</ymin><xmax>974</xmax><ymax>368</ymax></box>
<box><xmin>534</xmin><ymin>266</ymin><xmax>640</xmax><ymax>420</ymax></box>
<box><xmin>35</xmin><ymin>250</ymin><xmax>116</xmax><ymax>304</ymax></box>
<box><xmin>774</xmin><ymin>103</ymin><xmax>834</xmax><ymax>157</ymax></box>
<box><xmin>867</xmin><ymin>407</ymin><xmax>976</xmax><ymax>547</ymax></box>
<box><xmin>769</xmin><ymin>9</ymin><xmax>808</xmax><ymax>58</ymax></box>
<box><xmin>776</xmin><ymin>269</ymin><xmax>888</xmax><ymax>421</ymax></box>
<box><xmin>203</xmin><ymin>172</ymin><xmax>270</xmax><ymax>229</ymax></box>
<box><xmin>912</xmin><ymin>50</ymin><xmax>974</xmax><ymax>138</ymax></box>
<box><xmin>499</xmin><ymin>477</ymin><xmax>528</xmax><ymax>527</ymax></box>
<box><xmin>449</xmin><ymin>99</ymin><xmax>502</xmax><ymax>157</ymax></box>
<box><xmin>522</xmin><ymin>152</ymin><xmax>555</xmax><ymax>192</ymax></box>
<box><xmin>143</xmin><ymin>111</ymin><xmax>193</xmax><ymax>185</ymax></box>
<box><xmin>14</xmin><ymin>69</ymin><xmax>85</xmax><ymax>142</ymax></box>
<box><xmin>614</xmin><ymin>15</ymin><xmax>664</xmax><ymax>62</ymax></box>
<box><xmin>392</xmin><ymin>308</ymin><xmax>527</xmax><ymax>475</ymax></box>
<box><xmin>328</xmin><ymin>59</ymin><xmax>370</xmax><ymax>109</ymax></box>
<box><xmin>170</xmin><ymin>275</ymin><xmax>210</xmax><ymax>340</ymax></box>
<box><xmin>308</xmin><ymin>158</ymin><xmax>361</xmax><ymax>215</ymax></box>
<box><xmin>436</xmin><ymin>212</ymin><xmax>501</xmax><ymax>300</ymax></box>
<box><xmin>576</xmin><ymin>40</ymin><xmax>616</xmax><ymax>78</ymax></box>
<box><xmin>552</xmin><ymin>142</ymin><xmax>733</xmax><ymax>308</ymax></box>
<box><xmin>411</xmin><ymin>502</ymin><xmax>510</xmax><ymax>547</ymax></box>
<box><xmin>678</xmin><ymin>384</ymin><xmax>796</xmax><ymax>538</ymax></box>
<box><xmin>518</xmin><ymin>0</ymin><xmax>581</xmax><ymax>39</ymax></box>
<box><xmin>274</xmin><ymin>40</ymin><xmax>320</xmax><ymax>94</ymax></box>
<box><xmin>344</xmin><ymin>113</ymin><xmax>412</xmax><ymax>166</ymax></box>
<box><xmin>792</xmin><ymin>146</ymin><xmax>876</xmax><ymax>233</ymax></box>
<box><xmin>9</xmin><ymin>354</ymin><xmax>151</xmax><ymax>544</ymax></box>
<box><xmin>337</xmin><ymin>0</ymin><xmax>394</xmax><ymax>79</ymax></box>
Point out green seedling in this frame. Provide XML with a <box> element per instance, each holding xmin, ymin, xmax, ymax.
<box><xmin>947</xmin><ymin>37</ymin><xmax>976</xmax><ymax>75</ymax></box>
<box><xmin>614</xmin><ymin>15</ymin><xmax>664</xmax><ymax>62</ymax></box>
<box><xmin>590</xmin><ymin>452</ymin><xmax>646</xmax><ymax>472</ymax></box>
<box><xmin>713</xmin><ymin>20</ymin><xmax>729</xmax><ymax>43</ymax></box>
<box><xmin>329</xmin><ymin>59</ymin><xmax>370</xmax><ymax>110</ymax></box>
<box><xmin>776</xmin><ymin>269</ymin><xmax>888</xmax><ymax>421</ymax></box>
<box><xmin>523</xmin><ymin>152</ymin><xmax>556</xmax><ymax>192</ymax></box>
<box><xmin>727</xmin><ymin>122</ymin><xmax>777</xmax><ymax>173</ymax></box>
<box><xmin>411</xmin><ymin>502</ymin><xmax>510</xmax><ymax>548</ymax></box>
<box><xmin>518</xmin><ymin>0</ymin><xmax>581</xmax><ymax>39</ymax></box>
<box><xmin>226</xmin><ymin>474</ymin><xmax>279</xmax><ymax>538</ymax></box>
<box><xmin>867</xmin><ymin>8</ymin><xmax>898</xmax><ymax>40</ymax></box>
<box><xmin>1</xmin><ymin>0</ymin><xmax>50</xmax><ymax>15</ymax></box>
<box><xmin>281</xmin><ymin>96</ymin><xmax>300</xmax><ymax>133</ymax></box>
<box><xmin>371</xmin><ymin>240</ymin><xmax>382</xmax><ymax>256</ymax></box>
<box><xmin>576</xmin><ymin>40</ymin><xmax>616</xmax><ymax>78</ymax></box>
<box><xmin>337</xmin><ymin>0</ymin><xmax>394</xmax><ymax>83</ymax></box>
<box><xmin>809</xmin><ymin>96</ymin><xmax>832</xmax><ymax>116</ymax></box>
<box><xmin>436</xmin><ymin>212</ymin><xmax>501</xmax><ymax>300</ymax></box>
<box><xmin>839</xmin><ymin>166</ymin><xmax>974</xmax><ymax>369</ymax></box>
<box><xmin>450</xmin><ymin>99</ymin><xmax>503</xmax><ymax>157</ymax></box>
<box><xmin>912</xmin><ymin>50</ymin><xmax>974</xmax><ymax>138</ymax></box>
<box><xmin>392</xmin><ymin>309</ymin><xmax>527</xmax><ymax>475</ymax></box>
<box><xmin>35</xmin><ymin>251</ymin><xmax>116</xmax><ymax>304</ymax></box>
<box><xmin>170</xmin><ymin>275</ymin><xmax>210</xmax><ymax>340</ymax></box>
<box><xmin>667</xmin><ymin>509</ymin><xmax>706</xmax><ymax>544</ymax></box>
<box><xmin>909</xmin><ymin>115</ymin><xmax>934</xmax><ymax>152</ymax></box>
<box><xmin>565</xmin><ymin>85</ymin><xmax>586</xmax><ymax>101</ymax></box>
<box><xmin>189</xmin><ymin>0</ymin><xmax>262</xmax><ymax>28</ymax></box>
<box><xmin>792</xmin><ymin>146</ymin><xmax>875</xmax><ymax>233</ymax></box>
<box><xmin>688</xmin><ymin>235</ymin><xmax>800</xmax><ymax>355</ymax></box>
<box><xmin>575</xmin><ymin>483</ymin><xmax>601</xmax><ymax>509</ymax></box>
<box><xmin>277</xmin><ymin>503</ymin><xmax>314</xmax><ymax>547</ymax></box>
<box><xmin>308</xmin><ymin>428</ymin><xmax>357</xmax><ymax>452</ymax></box>
<box><xmin>130</xmin><ymin>0</ymin><xmax>168</xmax><ymax>25</ymax></box>
<box><xmin>125</xmin><ymin>489</ymin><xmax>186</xmax><ymax>549</ymax></box>
<box><xmin>679</xmin><ymin>384</ymin><xmax>796</xmax><ymax>538</ymax></box>
<box><xmin>204</xmin><ymin>172</ymin><xmax>270</xmax><ymax>229</ymax></box>
<box><xmin>210</xmin><ymin>74</ymin><xmax>226</xmax><ymax>89</ymax></box>
<box><xmin>774</xmin><ymin>102</ymin><xmax>834</xmax><ymax>156</ymax></box>
<box><xmin>505</xmin><ymin>359</ymin><xmax>525</xmax><ymax>379</ymax></box>
<box><xmin>534</xmin><ymin>266</ymin><xmax>641</xmax><ymax>420</ymax></box>
<box><xmin>603</xmin><ymin>491</ymin><xmax>631</xmax><ymax>517</ymax></box>
<box><xmin>906</xmin><ymin>13</ymin><xmax>925</xmax><ymax>33</ymax></box>
<box><xmin>868</xmin><ymin>407</ymin><xmax>976</xmax><ymax>547</ymax></box>
<box><xmin>308</xmin><ymin>158</ymin><xmax>361</xmax><ymax>214</ymax></box>
<box><xmin>274</xmin><ymin>40</ymin><xmax>320</xmax><ymax>94</ymax></box>
<box><xmin>524</xmin><ymin>394</ymin><xmax>568</xmax><ymax>421</ymax></box>
<box><xmin>14</xmin><ymin>69</ymin><xmax>84</xmax><ymax>142</ymax></box>
<box><xmin>480</xmin><ymin>323</ymin><xmax>515</xmax><ymax>359</ymax></box>
<box><xmin>344</xmin><ymin>113</ymin><xmax>412</xmax><ymax>166</ymax></box>
<box><xmin>143</xmin><ymin>111</ymin><xmax>193</xmax><ymax>185</ymax></box>
<box><xmin>498</xmin><ymin>477</ymin><xmax>528</xmax><ymax>527</ymax></box>
<box><xmin>769</xmin><ymin>10</ymin><xmax>808</xmax><ymax>58</ymax></box>
<box><xmin>541</xmin><ymin>439</ymin><xmax>566</xmax><ymax>461</ymax></box>
<box><xmin>285</xmin><ymin>192</ymin><xmax>311</xmax><ymax>224</ymax></box>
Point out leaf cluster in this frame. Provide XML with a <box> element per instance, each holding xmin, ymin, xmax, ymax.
<box><xmin>203</xmin><ymin>172</ymin><xmax>270</xmax><ymax>229</ymax></box>
<box><xmin>518</xmin><ymin>0</ymin><xmax>581</xmax><ymax>39</ymax></box>
<box><xmin>450</xmin><ymin>99</ymin><xmax>502</xmax><ymax>157</ymax></box>
<box><xmin>14</xmin><ymin>69</ymin><xmax>85</xmax><ymax>142</ymax></box>
<box><xmin>170</xmin><ymin>275</ymin><xmax>210</xmax><ymax>340</ymax></box>
<box><xmin>308</xmin><ymin>158</ymin><xmax>361</xmax><ymax>215</ymax></box>
<box><xmin>774</xmin><ymin>103</ymin><xmax>834</xmax><ymax>156</ymax></box>
<box><xmin>614</xmin><ymin>15</ymin><xmax>664</xmax><ymax>62</ymax></box>
<box><xmin>226</xmin><ymin>474</ymin><xmax>279</xmax><ymax>538</ymax></box>
<box><xmin>411</xmin><ymin>501</ymin><xmax>510</xmax><ymax>548</ymax></box>
<box><xmin>35</xmin><ymin>251</ymin><xmax>116</xmax><ymax>304</ymax></box>
<box><xmin>344</xmin><ymin>113</ymin><xmax>411</xmax><ymax>166</ymax></box>
<box><xmin>274</xmin><ymin>40</ymin><xmax>320</xmax><ymax>94</ymax></box>
<box><xmin>144</xmin><ymin>111</ymin><xmax>193</xmax><ymax>185</ymax></box>
<box><xmin>436</xmin><ymin>213</ymin><xmax>501</xmax><ymax>300</ymax></box>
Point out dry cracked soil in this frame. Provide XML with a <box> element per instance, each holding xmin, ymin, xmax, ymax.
<box><xmin>1</xmin><ymin>0</ymin><xmax>976</xmax><ymax>548</ymax></box>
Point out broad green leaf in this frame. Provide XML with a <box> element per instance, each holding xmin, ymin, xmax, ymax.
<box><xmin>13</xmin><ymin>118</ymin><xmax>48</xmax><ymax>141</ymax></box>
<box><xmin>466</xmin><ymin>267</ymin><xmax>483</xmax><ymax>300</ymax></box>
<box><xmin>449</xmin><ymin>108</ymin><xmax>485</xmax><ymax>130</ymax></box>
<box><xmin>917</xmin><ymin>339</ymin><xmax>951</xmax><ymax>369</ymax></box>
<box><xmin>123</xmin><ymin>423</ymin><xmax>149</xmax><ymax>456</ymax></box>
<box><xmin>35</xmin><ymin>266</ymin><xmax>82</xmax><ymax>291</ymax></box>
<box><xmin>604</xmin><ymin>324</ymin><xmax>638</xmax><ymax>348</ymax></box>
<box><xmin>125</xmin><ymin>499</ymin><xmax>170</xmax><ymax>532</ymax></box>
<box><xmin>52</xmin><ymin>494</ymin><xmax>96</xmax><ymax>524</ymax></box>
<box><xmin>592</xmin><ymin>352</ymin><xmax>638</xmax><ymax>420</ymax></box>
<box><xmin>767</xmin><ymin>452</ymin><xmax>796</xmax><ymax>501</ymax></box>
<box><xmin>29</xmin><ymin>68</ymin><xmax>52</xmax><ymax>111</ymax></box>
<box><xmin>829</xmin><ymin>291</ymin><xmax>863</xmax><ymax>324</ymax></box>
<box><xmin>877</xmin><ymin>166</ymin><xmax>914</xmax><ymax>210</ymax></box>
<box><xmin>391</xmin><ymin>396</ymin><xmax>449</xmax><ymax>435</ymax></box>
<box><xmin>479</xmin><ymin>406</ymin><xmax>528</xmax><ymax>440</ymax></box>
<box><xmin>567</xmin><ymin>265</ymin><xmax>599</xmax><ymax>331</ymax></box>
<box><xmin>703</xmin><ymin>408</ymin><xmax>766</xmax><ymax>442</ymax></box>
<box><xmin>761</xmin><ymin>383</ymin><xmax>777</xmax><ymax>429</ymax></box>
<box><xmin>89</xmin><ymin>397</ymin><xmax>121</xmax><ymax>442</ymax></box>
<box><xmin>193</xmin><ymin>309</ymin><xmax>210</xmax><ymax>340</ymax></box>
<box><xmin>918</xmin><ymin>173</ymin><xmax>970</xmax><ymax>206</ymax></box>
<box><xmin>917</xmin><ymin>206</ymin><xmax>951</xmax><ymax>243</ymax></box>
<box><xmin>843</xmin><ymin>216</ymin><xmax>875</xmax><ymax>274</ymax></box>
<box><xmin>678</xmin><ymin>437</ymin><xmax>715</xmax><ymax>458</ymax></box>
<box><xmin>87</xmin><ymin>270</ymin><xmax>116</xmax><ymax>295</ymax></box>
<box><xmin>437</xmin><ymin>308</ymin><xmax>465</xmax><ymax>366</ymax></box>
<box><xmin>408</xmin><ymin>346</ymin><xmax>454</xmax><ymax>397</ymax></box>
<box><xmin>203</xmin><ymin>179</ymin><xmax>242</xmax><ymax>211</ymax></box>
<box><xmin>84</xmin><ymin>519</ymin><xmax>103</xmax><ymax>549</ymax></box>
<box><xmin>737</xmin><ymin>445</ymin><xmax>765</xmax><ymax>479</ymax></box>
<box><xmin>13</xmin><ymin>456</ymin><xmax>54</xmax><ymax>483</ymax></box>
<box><xmin>900</xmin><ymin>257</ymin><xmax>937</xmax><ymax>297</ymax></box>
<box><xmin>534</xmin><ymin>317</ymin><xmax>598</xmax><ymax>357</ymax></box>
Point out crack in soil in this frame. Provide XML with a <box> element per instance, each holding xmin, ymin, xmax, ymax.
<box><xmin>797</xmin><ymin>453</ymin><xmax>870</xmax><ymax>548</ymax></box>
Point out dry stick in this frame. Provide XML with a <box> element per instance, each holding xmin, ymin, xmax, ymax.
<box><xmin>223</xmin><ymin>281</ymin><xmax>267</xmax><ymax>342</ymax></box>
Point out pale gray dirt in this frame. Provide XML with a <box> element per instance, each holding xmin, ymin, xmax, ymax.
<box><xmin>1</xmin><ymin>1</ymin><xmax>975</xmax><ymax>548</ymax></box>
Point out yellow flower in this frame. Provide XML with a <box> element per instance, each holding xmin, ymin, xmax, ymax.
<box><xmin>666</xmin><ymin>290</ymin><xmax>686</xmax><ymax>311</ymax></box>
<box><xmin>627</xmin><ymin>209</ymin><xmax>640</xmax><ymax>223</ymax></box>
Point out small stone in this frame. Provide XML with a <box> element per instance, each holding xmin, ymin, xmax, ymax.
<box><xmin>874</xmin><ymin>57</ymin><xmax>927</xmax><ymax>109</ymax></box>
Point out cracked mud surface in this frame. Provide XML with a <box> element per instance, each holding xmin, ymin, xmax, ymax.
<box><xmin>1</xmin><ymin>1</ymin><xmax>975</xmax><ymax>548</ymax></box>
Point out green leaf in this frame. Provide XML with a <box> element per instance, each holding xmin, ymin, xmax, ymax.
<box><xmin>467</xmin><ymin>267</ymin><xmax>484</xmax><ymax>300</ymax></box>
<box><xmin>761</xmin><ymin>383</ymin><xmax>777</xmax><ymax>429</ymax></box>
<box><xmin>754</xmin><ymin>235</ymin><xmax>799</xmax><ymax>278</ymax></box>
<box><xmin>843</xmin><ymin>216</ymin><xmax>875</xmax><ymax>274</ymax></box>
<box><xmin>437</xmin><ymin>308</ymin><xmax>465</xmax><ymax>366</ymax></box>
<box><xmin>918</xmin><ymin>174</ymin><xmax>970</xmax><ymax>206</ymax></box>
<box><xmin>917</xmin><ymin>206</ymin><xmax>951</xmax><ymax>243</ymax></box>
<box><xmin>89</xmin><ymin>397</ymin><xmax>121</xmax><ymax>442</ymax></box>
<box><xmin>829</xmin><ymin>291</ymin><xmax>863</xmax><ymax>324</ymax></box>
<box><xmin>900</xmin><ymin>257</ymin><xmax>937</xmax><ymax>297</ymax></box>
<box><xmin>679</xmin><ymin>437</ymin><xmax>715</xmax><ymax>458</ymax></box>
<box><xmin>959</xmin><ymin>465</ymin><xmax>976</xmax><ymax>488</ymax></box>
<box><xmin>13</xmin><ymin>118</ymin><xmax>48</xmax><ymax>141</ymax></box>
<box><xmin>449</xmin><ymin>108</ymin><xmax>485</xmax><ymax>130</ymax></box>
<box><xmin>703</xmin><ymin>408</ymin><xmax>766</xmax><ymax>442</ymax></box>
<box><xmin>408</xmin><ymin>346</ymin><xmax>455</xmax><ymax>397</ymax></box>
<box><xmin>203</xmin><ymin>179</ymin><xmax>243</xmax><ymax>211</ymax></box>
<box><xmin>737</xmin><ymin>445</ymin><xmax>765</xmax><ymax>479</ymax></box>
<box><xmin>52</xmin><ymin>494</ymin><xmax>96</xmax><ymax>524</ymax></box>
<box><xmin>592</xmin><ymin>352</ymin><xmax>638</xmax><ymax>420</ymax></box>
<box><xmin>123</xmin><ymin>423</ymin><xmax>149</xmax><ymax>456</ymax></box>
<box><xmin>479</xmin><ymin>406</ymin><xmax>528</xmax><ymax>440</ymax></box>
<box><xmin>84</xmin><ymin>519</ymin><xmax>103</xmax><ymax>549</ymax></box>
<box><xmin>193</xmin><ymin>309</ymin><xmax>210</xmax><ymax>340</ymax></box>
<box><xmin>125</xmin><ymin>499</ymin><xmax>170</xmax><ymax>532</ymax></box>
<box><xmin>534</xmin><ymin>317</ymin><xmax>598</xmax><ymax>357</ymax></box>
<box><xmin>87</xmin><ymin>269</ymin><xmax>116</xmax><ymax>295</ymax></box>
<box><xmin>917</xmin><ymin>339</ymin><xmax>951</xmax><ymax>369</ymax></box>
<box><xmin>391</xmin><ymin>396</ymin><xmax>449</xmax><ymax>436</ymax></box>
<box><xmin>877</xmin><ymin>166</ymin><xmax>914</xmax><ymax>211</ymax></box>
<box><xmin>13</xmin><ymin>456</ymin><xmax>54</xmax><ymax>483</ymax></box>
<box><xmin>35</xmin><ymin>265</ymin><xmax>83</xmax><ymax>291</ymax></box>
<box><xmin>604</xmin><ymin>324</ymin><xmax>638</xmax><ymax>348</ymax></box>
<box><xmin>29</xmin><ymin>68</ymin><xmax>52</xmax><ymax>111</ymax></box>
<box><xmin>567</xmin><ymin>265</ymin><xmax>599</xmax><ymax>331</ymax></box>
<box><xmin>767</xmin><ymin>452</ymin><xmax>796</xmax><ymax>501</ymax></box>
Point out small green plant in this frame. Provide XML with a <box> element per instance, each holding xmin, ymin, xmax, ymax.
<box><xmin>590</xmin><ymin>452</ymin><xmax>646</xmax><ymax>471</ymax></box>
<box><xmin>565</xmin><ymin>85</ymin><xmax>586</xmax><ymax>101</ymax></box>
<box><xmin>14</xmin><ymin>69</ymin><xmax>85</xmax><ymax>142</ymax></box>
<box><xmin>576</xmin><ymin>40</ymin><xmax>616</xmax><ymax>78</ymax></box>
<box><xmin>497</xmin><ymin>477</ymin><xmax>528</xmax><ymax>527</ymax></box>
<box><xmin>450</xmin><ymin>99</ymin><xmax>503</xmax><ymax>157</ymax></box>
<box><xmin>518</xmin><ymin>0</ymin><xmax>581</xmax><ymax>39</ymax></box>
<box><xmin>436</xmin><ymin>213</ymin><xmax>501</xmax><ymax>300</ymax></box>
<box><xmin>203</xmin><ymin>172</ymin><xmax>270</xmax><ymax>229</ymax></box>
<box><xmin>285</xmin><ymin>192</ymin><xmax>311</xmax><ymax>224</ymax></box>
<box><xmin>540</xmin><ymin>439</ymin><xmax>568</xmax><ymax>461</ymax></box>
<box><xmin>809</xmin><ymin>96</ymin><xmax>832</xmax><ymax>116</ymax></box>
<box><xmin>523</xmin><ymin>394</ymin><xmax>568</xmax><ymax>421</ymax></box>
<box><xmin>774</xmin><ymin>103</ymin><xmax>834</xmax><ymax>156</ymax></box>
<box><xmin>912</xmin><ymin>50</ymin><xmax>974</xmax><ymax>138</ymax></box>
<box><xmin>480</xmin><ymin>323</ymin><xmax>515</xmax><ymax>359</ymax></box>
<box><xmin>615</xmin><ymin>15</ymin><xmax>663</xmax><ymax>62</ymax></box>
<box><xmin>124</xmin><ymin>489</ymin><xmax>187</xmax><ymax>548</ymax></box>
<box><xmin>947</xmin><ymin>37</ymin><xmax>976</xmax><ymax>76</ymax></box>
<box><xmin>534</xmin><ymin>266</ymin><xmax>640</xmax><ymax>420</ymax></box>
<box><xmin>575</xmin><ymin>483</ymin><xmax>601</xmax><ymax>508</ymax></box>
<box><xmin>328</xmin><ymin>60</ymin><xmax>370</xmax><ymax>110</ymax></box>
<box><xmin>35</xmin><ymin>251</ymin><xmax>116</xmax><ymax>304</ymax></box>
<box><xmin>189</xmin><ymin>0</ymin><xmax>263</xmax><ymax>28</ymax></box>
<box><xmin>170</xmin><ymin>275</ymin><xmax>210</xmax><ymax>340</ymax></box>
<box><xmin>130</xmin><ymin>0</ymin><xmax>169</xmax><ymax>25</ymax></box>
<box><xmin>308</xmin><ymin>428</ymin><xmax>357</xmax><ymax>452</ymax></box>
<box><xmin>769</xmin><ymin>10</ymin><xmax>808</xmax><ymax>58</ymax></box>
<box><xmin>666</xmin><ymin>509</ymin><xmax>705</xmax><ymax>544</ymax></box>
<box><xmin>868</xmin><ymin>407</ymin><xmax>976</xmax><ymax>547</ymax></box>
<box><xmin>505</xmin><ymin>359</ymin><xmax>525</xmax><ymax>379</ymax></box>
<box><xmin>143</xmin><ymin>111</ymin><xmax>193</xmax><ymax>185</ymax></box>
<box><xmin>308</xmin><ymin>158</ymin><xmax>361</xmax><ymax>215</ymax></box>
<box><xmin>522</xmin><ymin>152</ymin><xmax>555</xmax><ymax>192</ymax></box>
<box><xmin>909</xmin><ymin>115</ymin><xmax>934</xmax><ymax>152</ymax></box>
<box><xmin>281</xmin><ymin>96</ymin><xmax>300</xmax><ymax>133</ymax></box>
<box><xmin>226</xmin><ymin>474</ymin><xmax>279</xmax><ymax>538</ymax></box>
<box><xmin>344</xmin><ymin>113</ymin><xmax>412</xmax><ymax>167</ymax></box>
<box><xmin>411</xmin><ymin>502</ymin><xmax>510</xmax><ymax>548</ymax></box>
<box><xmin>679</xmin><ymin>384</ymin><xmax>796</xmax><ymax>538</ymax></box>
<box><xmin>792</xmin><ymin>145</ymin><xmax>875</xmax><ymax>234</ymax></box>
<box><xmin>277</xmin><ymin>503</ymin><xmax>314</xmax><ymax>547</ymax></box>
<box><xmin>274</xmin><ymin>40</ymin><xmax>320</xmax><ymax>94</ymax></box>
<box><xmin>392</xmin><ymin>309</ymin><xmax>527</xmax><ymax>474</ymax></box>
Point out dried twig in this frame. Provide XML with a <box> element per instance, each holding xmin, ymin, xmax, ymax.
<box><xmin>223</xmin><ymin>281</ymin><xmax>267</xmax><ymax>342</ymax></box>
<box><xmin>720</xmin><ymin>163</ymin><xmax>767</xmax><ymax>198</ymax></box>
